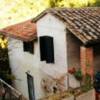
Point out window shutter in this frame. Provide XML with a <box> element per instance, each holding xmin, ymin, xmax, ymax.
<box><xmin>40</xmin><ymin>36</ymin><xmax>54</xmax><ymax>63</ymax></box>
<box><xmin>45</xmin><ymin>36</ymin><xmax>54</xmax><ymax>63</ymax></box>
<box><xmin>40</xmin><ymin>37</ymin><xmax>46</xmax><ymax>61</ymax></box>
<box><xmin>23</xmin><ymin>41</ymin><xmax>34</xmax><ymax>54</ymax></box>
<box><xmin>23</xmin><ymin>42</ymin><xmax>29</xmax><ymax>52</ymax></box>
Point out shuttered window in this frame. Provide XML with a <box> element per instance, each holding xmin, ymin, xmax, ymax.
<box><xmin>40</xmin><ymin>36</ymin><xmax>54</xmax><ymax>63</ymax></box>
<box><xmin>23</xmin><ymin>41</ymin><xmax>34</xmax><ymax>54</ymax></box>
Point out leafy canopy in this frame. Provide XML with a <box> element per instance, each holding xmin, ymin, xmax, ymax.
<box><xmin>0</xmin><ymin>0</ymin><xmax>98</xmax><ymax>29</ymax></box>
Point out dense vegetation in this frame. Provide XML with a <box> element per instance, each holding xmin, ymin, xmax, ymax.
<box><xmin>0</xmin><ymin>0</ymin><xmax>99</xmax><ymax>29</ymax></box>
<box><xmin>94</xmin><ymin>0</ymin><xmax>100</xmax><ymax>6</ymax></box>
<box><xmin>0</xmin><ymin>35</ymin><xmax>12</xmax><ymax>84</ymax></box>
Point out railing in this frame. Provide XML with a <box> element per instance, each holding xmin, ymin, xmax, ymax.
<box><xmin>0</xmin><ymin>78</ymin><xmax>22</xmax><ymax>100</ymax></box>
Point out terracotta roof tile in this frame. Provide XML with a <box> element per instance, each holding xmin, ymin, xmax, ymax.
<box><xmin>0</xmin><ymin>7</ymin><xmax>100</xmax><ymax>45</ymax></box>
<box><xmin>33</xmin><ymin>7</ymin><xmax>100</xmax><ymax>45</ymax></box>
<box><xmin>0</xmin><ymin>20</ymin><xmax>36</xmax><ymax>41</ymax></box>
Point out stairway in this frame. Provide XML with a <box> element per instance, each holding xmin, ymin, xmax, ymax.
<box><xmin>0</xmin><ymin>78</ymin><xmax>23</xmax><ymax>100</ymax></box>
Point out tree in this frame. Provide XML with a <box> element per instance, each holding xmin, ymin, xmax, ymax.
<box><xmin>93</xmin><ymin>0</ymin><xmax>100</xmax><ymax>6</ymax></box>
<box><xmin>48</xmin><ymin>0</ymin><xmax>97</xmax><ymax>8</ymax></box>
<box><xmin>0</xmin><ymin>35</ymin><xmax>13</xmax><ymax>84</ymax></box>
<box><xmin>0</xmin><ymin>0</ymin><xmax>98</xmax><ymax>29</ymax></box>
<box><xmin>48</xmin><ymin>0</ymin><xmax>63</xmax><ymax>7</ymax></box>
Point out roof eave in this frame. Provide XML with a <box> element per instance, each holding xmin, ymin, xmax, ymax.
<box><xmin>0</xmin><ymin>19</ymin><xmax>37</xmax><ymax>41</ymax></box>
<box><xmin>84</xmin><ymin>39</ymin><xmax>100</xmax><ymax>47</ymax></box>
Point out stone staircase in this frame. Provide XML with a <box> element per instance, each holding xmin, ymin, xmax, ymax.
<box><xmin>0</xmin><ymin>78</ymin><xmax>24</xmax><ymax>100</ymax></box>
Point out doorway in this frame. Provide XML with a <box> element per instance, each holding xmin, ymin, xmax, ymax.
<box><xmin>27</xmin><ymin>73</ymin><xmax>35</xmax><ymax>100</ymax></box>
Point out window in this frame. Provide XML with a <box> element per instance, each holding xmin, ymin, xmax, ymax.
<box><xmin>23</xmin><ymin>41</ymin><xmax>34</xmax><ymax>54</ymax></box>
<box><xmin>40</xmin><ymin>36</ymin><xmax>54</xmax><ymax>63</ymax></box>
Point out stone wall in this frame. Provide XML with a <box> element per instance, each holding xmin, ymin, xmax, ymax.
<box><xmin>67</xmin><ymin>30</ymin><xmax>82</xmax><ymax>69</ymax></box>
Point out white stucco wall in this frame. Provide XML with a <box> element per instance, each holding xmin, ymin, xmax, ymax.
<box><xmin>8</xmin><ymin>14</ymin><xmax>68</xmax><ymax>100</ymax></box>
<box><xmin>8</xmin><ymin>38</ymin><xmax>42</xmax><ymax>99</ymax></box>
<box><xmin>37</xmin><ymin>14</ymin><xmax>68</xmax><ymax>78</ymax></box>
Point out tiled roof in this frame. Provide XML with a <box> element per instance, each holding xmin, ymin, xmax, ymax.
<box><xmin>0</xmin><ymin>20</ymin><xmax>36</xmax><ymax>41</ymax></box>
<box><xmin>33</xmin><ymin>7</ymin><xmax>100</xmax><ymax>45</ymax></box>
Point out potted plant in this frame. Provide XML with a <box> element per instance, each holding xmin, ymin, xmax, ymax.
<box><xmin>70</xmin><ymin>68</ymin><xmax>95</xmax><ymax>100</ymax></box>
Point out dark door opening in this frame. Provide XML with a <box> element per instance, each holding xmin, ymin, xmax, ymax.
<box><xmin>27</xmin><ymin>73</ymin><xmax>35</xmax><ymax>100</ymax></box>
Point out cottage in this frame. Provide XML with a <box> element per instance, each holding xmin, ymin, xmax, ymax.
<box><xmin>0</xmin><ymin>7</ymin><xmax>100</xmax><ymax>100</ymax></box>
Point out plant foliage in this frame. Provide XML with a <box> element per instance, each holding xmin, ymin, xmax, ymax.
<box><xmin>0</xmin><ymin>35</ymin><xmax>14</xmax><ymax>84</ymax></box>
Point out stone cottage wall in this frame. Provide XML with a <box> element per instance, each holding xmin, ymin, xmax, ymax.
<box><xmin>67</xmin><ymin>30</ymin><xmax>82</xmax><ymax>69</ymax></box>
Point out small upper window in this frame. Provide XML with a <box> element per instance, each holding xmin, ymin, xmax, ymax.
<box><xmin>23</xmin><ymin>41</ymin><xmax>34</xmax><ymax>54</ymax></box>
<box><xmin>39</xmin><ymin>36</ymin><xmax>54</xmax><ymax>63</ymax></box>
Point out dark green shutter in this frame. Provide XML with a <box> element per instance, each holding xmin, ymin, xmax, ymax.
<box><xmin>40</xmin><ymin>37</ymin><xmax>46</xmax><ymax>61</ymax></box>
<box><xmin>23</xmin><ymin>41</ymin><xmax>34</xmax><ymax>54</ymax></box>
<box><xmin>40</xmin><ymin>36</ymin><xmax>54</xmax><ymax>63</ymax></box>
